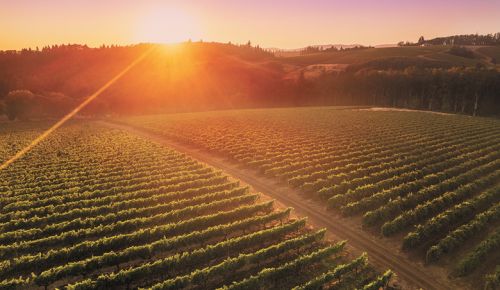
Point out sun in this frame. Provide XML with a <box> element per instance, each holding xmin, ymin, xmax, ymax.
<box><xmin>134</xmin><ymin>6</ymin><xmax>201</xmax><ymax>44</ymax></box>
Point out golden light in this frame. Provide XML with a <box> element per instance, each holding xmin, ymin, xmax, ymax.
<box><xmin>0</xmin><ymin>47</ymin><xmax>156</xmax><ymax>171</ymax></box>
<box><xmin>134</xmin><ymin>5</ymin><xmax>201</xmax><ymax>44</ymax></box>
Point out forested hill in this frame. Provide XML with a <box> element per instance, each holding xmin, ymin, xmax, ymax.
<box><xmin>0</xmin><ymin>43</ymin><xmax>280</xmax><ymax>117</ymax></box>
<box><xmin>421</xmin><ymin>33</ymin><xmax>500</xmax><ymax>46</ymax></box>
<box><xmin>0</xmin><ymin>40</ymin><xmax>499</xmax><ymax>120</ymax></box>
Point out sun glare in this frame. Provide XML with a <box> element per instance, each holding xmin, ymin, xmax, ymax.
<box><xmin>134</xmin><ymin>6</ymin><xmax>201</xmax><ymax>44</ymax></box>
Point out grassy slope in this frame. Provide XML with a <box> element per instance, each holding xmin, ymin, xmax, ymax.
<box><xmin>424</xmin><ymin>52</ymin><xmax>482</xmax><ymax>66</ymax></box>
<box><xmin>477</xmin><ymin>46</ymin><xmax>500</xmax><ymax>62</ymax></box>
<box><xmin>279</xmin><ymin>45</ymin><xmax>487</xmax><ymax>67</ymax></box>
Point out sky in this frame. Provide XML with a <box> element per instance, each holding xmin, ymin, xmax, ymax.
<box><xmin>1</xmin><ymin>0</ymin><xmax>499</xmax><ymax>50</ymax></box>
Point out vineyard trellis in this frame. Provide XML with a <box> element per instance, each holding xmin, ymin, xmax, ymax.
<box><xmin>124</xmin><ymin>108</ymin><xmax>500</xmax><ymax>287</ymax></box>
<box><xmin>0</xmin><ymin>121</ymin><xmax>389</xmax><ymax>289</ymax></box>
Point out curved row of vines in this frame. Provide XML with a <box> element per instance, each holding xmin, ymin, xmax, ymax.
<box><xmin>0</xmin><ymin>121</ymin><xmax>390</xmax><ymax>289</ymax></box>
<box><xmin>124</xmin><ymin>108</ymin><xmax>500</xmax><ymax>288</ymax></box>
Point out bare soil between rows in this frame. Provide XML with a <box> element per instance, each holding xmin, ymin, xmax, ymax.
<box><xmin>101</xmin><ymin>120</ymin><xmax>471</xmax><ymax>290</ymax></box>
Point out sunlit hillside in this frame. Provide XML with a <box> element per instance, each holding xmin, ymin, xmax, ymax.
<box><xmin>1</xmin><ymin>1</ymin><xmax>499</xmax><ymax>289</ymax></box>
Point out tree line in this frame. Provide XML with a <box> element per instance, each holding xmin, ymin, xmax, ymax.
<box><xmin>0</xmin><ymin>42</ymin><xmax>499</xmax><ymax>119</ymax></box>
<box><xmin>300</xmin><ymin>45</ymin><xmax>372</xmax><ymax>55</ymax></box>
<box><xmin>398</xmin><ymin>33</ymin><xmax>500</xmax><ymax>46</ymax></box>
<box><xmin>295</xmin><ymin>66</ymin><xmax>500</xmax><ymax>116</ymax></box>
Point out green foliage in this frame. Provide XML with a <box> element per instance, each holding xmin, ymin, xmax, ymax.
<box><xmin>363</xmin><ymin>270</ymin><xmax>394</xmax><ymax>290</ymax></box>
<box><xmin>484</xmin><ymin>266</ymin><xmax>500</xmax><ymax>290</ymax></box>
<box><xmin>0</xmin><ymin>122</ymin><xmax>367</xmax><ymax>289</ymax></box>
<box><xmin>426</xmin><ymin>203</ymin><xmax>500</xmax><ymax>263</ymax></box>
<box><xmin>4</xmin><ymin>90</ymin><xmax>35</xmax><ymax>120</ymax></box>
<box><xmin>292</xmin><ymin>253</ymin><xmax>368</xmax><ymax>290</ymax></box>
<box><xmin>123</xmin><ymin>107</ymin><xmax>500</xmax><ymax>285</ymax></box>
<box><xmin>221</xmin><ymin>242</ymin><xmax>346</xmax><ymax>290</ymax></box>
<box><xmin>148</xmin><ymin>230</ymin><xmax>330</xmax><ymax>290</ymax></box>
<box><xmin>402</xmin><ymin>186</ymin><xmax>500</xmax><ymax>250</ymax></box>
<box><xmin>455</xmin><ymin>229</ymin><xmax>500</xmax><ymax>277</ymax></box>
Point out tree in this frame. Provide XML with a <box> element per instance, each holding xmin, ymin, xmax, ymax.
<box><xmin>4</xmin><ymin>90</ymin><xmax>35</xmax><ymax>120</ymax></box>
<box><xmin>418</xmin><ymin>36</ymin><xmax>425</xmax><ymax>44</ymax></box>
<box><xmin>43</xmin><ymin>92</ymin><xmax>75</xmax><ymax>117</ymax></box>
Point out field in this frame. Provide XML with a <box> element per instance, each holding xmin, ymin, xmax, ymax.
<box><xmin>476</xmin><ymin>46</ymin><xmax>500</xmax><ymax>64</ymax></box>
<box><xmin>0</xmin><ymin>121</ymin><xmax>391</xmax><ymax>290</ymax></box>
<box><xmin>279</xmin><ymin>46</ymin><xmax>485</xmax><ymax>67</ymax></box>
<box><xmin>123</xmin><ymin>107</ymin><xmax>500</xmax><ymax>288</ymax></box>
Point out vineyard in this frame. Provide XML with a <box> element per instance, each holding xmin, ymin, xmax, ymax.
<box><xmin>0</xmin><ymin>121</ymin><xmax>390</xmax><ymax>289</ymax></box>
<box><xmin>123</xmin><ymin>107</ymin><xmax>500</xmax><ymax>288</ymax></box>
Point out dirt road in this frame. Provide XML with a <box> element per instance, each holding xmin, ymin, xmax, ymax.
<box><xmin>102</xmin><ymin>120</ymin><xmax>462</xmax><ymax>290</ymax></box>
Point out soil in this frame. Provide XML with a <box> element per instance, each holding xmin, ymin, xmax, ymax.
<box><xmin>101</xmin><ymin>120</ymin><xmax>469</xmax><ymax>290</ymax></box>
<box><xmin>358</xmin><ymin>107</ymin><xmax>454</xmax><ymax>116</ymax></box>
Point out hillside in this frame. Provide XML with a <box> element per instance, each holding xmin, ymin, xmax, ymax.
<box><xmin>279</xmin><ymin>45</ymin><xmax>494</xmax><ymax>68</ymax></box>
<box><xmin>122</xmin><ymin>107</ymin><xmax>500</xmax><ymax>290</ymax></box>
<box><xmin>0</xmin><ymin>120</ymin><xmax>392</xmax><ymax>289</ymax></box>
<box><xmin>0</xmin><ymin>43</ymin><xmax>284</xmax><ymax>114</ymax></box>
<box><xmin>0</xmin><ymin>42</ymin><xmax>499</xmax><ymax>117</ymax></box>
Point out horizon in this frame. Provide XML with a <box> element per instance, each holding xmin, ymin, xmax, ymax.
<box><xmin>1</xmin><ymin>0</ymin><xmax>500</xmax><ymax>50</ymax></box>
<box><xmin>1</xmin><ymin>1</ymin><xmax>499</xmax><ymax>289</ymax></box>
<box><xmin>0</xmin><ymin>40</ymin><xmax>395</xmax><ymax>53</ymax></box>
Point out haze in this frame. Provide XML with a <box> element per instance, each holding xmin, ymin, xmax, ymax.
<box><xmin>1</xmin><ymin>0</ymin><xmax>500</xmax><ymax>50</ymax></box>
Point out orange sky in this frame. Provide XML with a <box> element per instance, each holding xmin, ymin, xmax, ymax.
<box><xmin>1</xmin><ymin>0</ymin><xmax>499</xmax><ymax>50</ymax></box>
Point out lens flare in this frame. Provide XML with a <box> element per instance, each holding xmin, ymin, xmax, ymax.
<box><xmin>0</xmin><ymin>46</ymin><xmax>155</xmax><ymax>171</ymax></box>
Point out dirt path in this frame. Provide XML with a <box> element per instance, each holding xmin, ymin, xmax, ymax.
<box><xmin>466</xmin><ymin>46</ymin><xmax>496</xmax><ymax>66</ymax></box>
<box><xmin>358</xmin><ymin>107</ymin><xmax>454</xmax><ymax>116</ymax></box>
<box><xmin>101</xmin><ymin>120</ymin><xmax>463</xmax><ymax>290</ymax></box>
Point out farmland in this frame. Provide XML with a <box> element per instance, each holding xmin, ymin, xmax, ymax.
<box><xmin>280</xmin><ymin>46</ymin><xmax>487</xmax><ymax>67</ymax></box>
<box><xmin>123</xmin><ymin>107</ymin><xmax>500</xmax><ymax>287</ymax></box>
<box><xmin>0</xmin><ymin>121</ymin><xmax>389</xmax><ymax>290</ymax></box>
